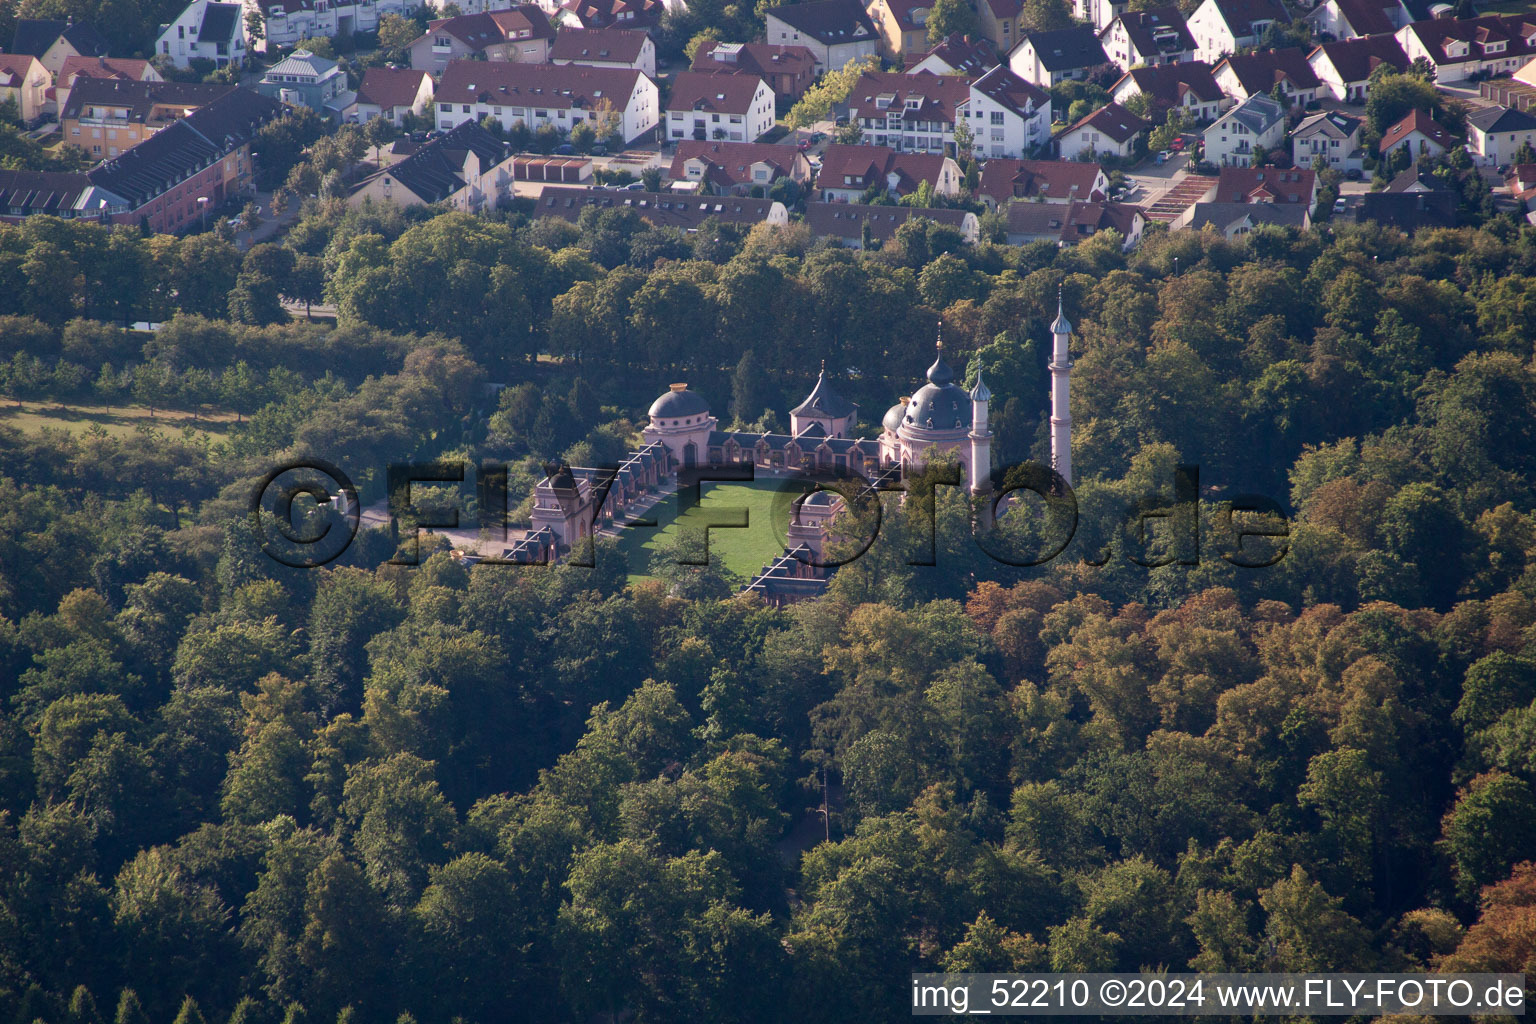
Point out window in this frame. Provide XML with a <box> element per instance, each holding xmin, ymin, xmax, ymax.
<box><xmin>990</xmin><ymin>111</ymin><xmax>1004</xmax><ymax>124</ymax></box>
<box><xmin>462</xmin><ymin>104</ymin><xmax>471</xmax><ymax>112</ymax></box>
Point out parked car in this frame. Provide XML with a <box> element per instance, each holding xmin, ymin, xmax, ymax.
<box><xmin>555</xmin><ymin>143</ymin><xmax>575</xmax><ymax>155</ymax></box>
<box><xmin>1169</xmin><ymin>137</ymin><xmax>1185</xmax><ymax>152</ymax></box>
<box><xmin>591</xmin><ymin>143</ymin><xmax>607</xmax><ymax>156</ymax></box>
<box><xmin>1333</xmin><ymin>196</ymin><xmax>1347</xmax><ymax>214</ymax></box>
<box><xmin>624</xmin><ymin>181</ymin><xmax>645</xmax><ymax>190</ymax></box>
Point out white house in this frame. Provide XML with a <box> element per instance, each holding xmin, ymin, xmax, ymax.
<box><xmin>1395</xmin><ymin>14</ymin><xmax>1536</xmax><ymax>85</ymax></box>
<box><xmin>814</xmin><ymin>143</ymin><xmax>960</xmax><ymax>201</ymax></box>
<box><xmin>1306</xmin><ymin>36</ymin><xmax>1409</xmax><ymax>103</ymax></box>
<box><xmin>0</xmin><ymin>54</ymin><xmax>50</xmax><ymax>125</ymax></box>
<box><xmin>1008</xmin><ymin>26</ymin><xmax>1110</xmax><ymax>87</ymax></box>
<box><xmin>1304</xmin><ymin>0</ymin><xmax>1404</xmax><ymax>41</ymax></box>
<box><xmin>550</xmin><ymin>26</ymin><xmax>655</xmax><ymax>77</ymax></box>
<box><xmin>255</xmin><ymin>0</ymin><xmax>412</xmax><ymax>50</ymax></box>
<box><xmin>349</xmin><ymin>120</ymin><xmax>515</xmax><ymax>209</ymax></box>
<box><xmin>1377</xmin><ymin>108</ymin><xmax>1452</xmax><ymax>161</ymax></box>
<box><xmin>1466</xmin><ymin>104</ymin><xmax>1536</xmax><ymax>167</ymax></box>
<box><xmin>1292</xmin><ymin>109</ymin><xmax>1365</xmax><ymax>175</ymax></box>
<box><xmin>1055</xmin><ymin>101</ymin><xmax>1149</xmax><ymax>159</ymax></box>
<box><xmin>1099</xmin><ymin>7</ymin><xmax>1196</xmax><ymax>71</ymax></box>
<box><xmin>1187</xmin><ymin>0</ymin><xmax>1289</xmax><ymax>63</ymax></box>
<box><xmin>964</xmin><ymin>64</ymin><xmax>1051</xmax><ymax>159</ymax></box>
<box><xmin>665</xmin><ymin>70</ymin><xmax>775</xmax><ymax>143</ymax></box>
<box><xmin>155</xmin><ymin>0</ymin><xmax>247</xmax><ymax>68</ymax></box>
<box><xmin>763</xmin><ymin>0</ymin><xmax>881</xmax><ymax>74</ymax></box>
<box><xmin>435</xmin><ymin>59</ymin><xmax>659</xmax><ymax>142</ymax></box>
<box><xmin>1202</xmin><ymin>91</ymin><xmax>1286</xmax><ymax>166</ymax></box>
<box><xmin>1211</xmin><ymin>47</ymin><xmax>1321</xmax><ymax>106</ymax></box>
<box><xmin>846</xmin><ymin>69</ymin><xmax>970</xmax><ymax>155</ymax></box>
<box><xmin>353</xmin><ymin>66</ymin><xmax>434</xmax><ymax>124</ymax></box>
<box><xmin>1108</xmin><ymin>61</ymin><xmax>1226</xmax><ymax>122</ymax></box>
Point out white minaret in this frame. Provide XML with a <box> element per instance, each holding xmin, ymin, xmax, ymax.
<box><xmin>1049</xmin><ymin>290</ymin><xmax>1073</xmax><ymax>486</ymax></box>
<box><xmin>968</xmin><ymin>371</ymin><xmax>991</xmax><ymax>495</ymax></box>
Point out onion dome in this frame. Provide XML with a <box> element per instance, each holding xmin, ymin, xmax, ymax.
<box><xmin>969</xmin><ymin>371</ymin><xmax>992</xmax><ymax>402</ymax></box>
<box><xmin>904</xmin><ymin>341</ymin><xmax>972</xmax><ymax>432</ymax></box>
<box><xmin>883</xmin><ymin>397</ymin><xmax>909</xmax><ymax>433</ymax></box>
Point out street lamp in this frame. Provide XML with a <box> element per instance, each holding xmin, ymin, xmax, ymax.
<box><xmin>197</xmin><ymin>196</ymin><xmax>210</xmax><ymax>232</ymax></box>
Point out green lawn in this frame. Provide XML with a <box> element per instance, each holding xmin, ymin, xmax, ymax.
<box><xmin>0</xmin><ymin>401</ymin><xmax>236</xmax><ymax>439</ymax></box>
<box><xmin>614</xmin><ymin>479</ymin><xmax>809</xmax><ymax>583</ymax></box>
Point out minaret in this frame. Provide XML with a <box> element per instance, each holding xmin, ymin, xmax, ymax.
<box><xmin>968</xmin><ymin>371</ymin><xmax>991</xmax><ymax>495</ymax></box>
<box><xmin>1049</xmin><ymin>289</ymin><xmax>1073</xmax><ymax>486</ymax></box>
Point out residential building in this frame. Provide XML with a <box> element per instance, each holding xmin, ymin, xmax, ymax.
<box><xmin>1306</xmin><ymin>35</ymin><xmax>1409</xmax><ymax>102</ymax></box>
<box><xmin>557</xmin><ymin>0</ymin><xmax>665</xmax><ymax>32</ymax></box>
<box><xmin>906</xmin><ymin>32</ymin><xmax>996</xmax><ymax>76</ymax></box>
<box><xmin>55</xmin><ymin>56</ymin><xmax>161</xmax><ymax>117</ymax></box>
<box><xmin>865</xmin><ymin>0</ymin><xmax>931</xmax><ymax>61</ymax></box>
<box><xmin>976</xmin><ymin>157</ymin><xmax>1108</xmax><ymax>206</ymax></box>
<box><xmin>1395</xmin><ymin>14</ymin><xmax>1536</xmax><ymax>84</ymax></box>
<box><xmin>1076</xmin><ymin>0</ymin><xmax>1129</xmax><ymax>32</ymax></box>
<box><xmin>814</xmin><ymin>142</ymin><xmax>960</xmax><ymax>200</ymax></box>
<box><xmin>846</xmin><ymin>69</ymin><xmax>969</xmax><ymax>154</ymax></box>
<box><xmin>1009</xmin><ymin>26</ymin><xmax>1110</xmax><ymax>87</ymax></box>
<box><xmin>1206</xmin><ymin>164</ymin><xmax>1317</xmax><ymax>210</ymax></box>
<box><xmin>1212</xmin><ymin>47</ymin><xmax>1321</xmax><ymax>106</ymax></box>
<box><xmin>1054</xmin><ymin>101</ymin><xmax>1148</xmax><ymax>159</ymax></box>
<box><xmin>1202</xmin><ymin>92</ymin><xmax>1285</xmax><ymax>166</ymax></box>
<box><xmin>1186</xmin><ymin>0</ymin><xmax>1289</xmax><ymax>63</ymax></box>
<box><xmin>1465</xmin><ymin>104</ymin><xmax>1536</xmax><ymax>167</ymax></box>
<box><xmin>552</xmin><ymin>26</ymin><xmax>655</xmax><ymax>77</ymax></box>
<box><xmin>535</xmin><ymin>185</ymin><xmax>790</xmax><ymax>228</ymax></box>
<box><xmin>256</xmin><ymin>49</ymin><xmax>353</xmax><ymax>117</ymax></box>
<box><xmin>350</xmin><ymin>120</ymin><xmax>514</xmax><ymax>209</ymax></box>
<box><xmin>666</xmin><ymin>71</ymin><xmax>775</xmax><ymax>143</ymax></box>
<box><xmin>1292</xmin><ymin>109</ymin><xmax>1365</xmax><ymax>174</ymax></box>
<box><xmin>8</xmin><ymin>19</ymin><xmax>109</xmax><ymax>76</ymax></box>
<box><xmin>1304</xmin><ymin>0</ymin><xmax>1405</xmax><ymax>41</ymax></box>
<box><xmin>1099</xmin><ymin>8</ymin><xmax>1196</xmax><ymax>71</ymax></box>
<box><xmin>1377</xmin><ymin>108</ymin><xmax>1452</xmax><ymax>160</ymax></box>
<box><xmin>407</xmin><ymin>8</ymin><xmax>556</xmax><ymax>72</ymax></box>
<box><xmin>86</xmin><ymin>87</ymin><xmax>284</xmax><ymax>231</ymax></box>
<box><xmin>155</xmin><ymin>0</ymin><xmax>247</xmax><ymax>68</ymax></box>
<box><xmin>964</xmin><ymin>64</ymin><xmax>1051</xmax><ymax>158</ymax></box>
<box><xmin>0</xmin><ymin>54</ymin><xmax>50</xmax><ymax>125</ymax></box>
<box><xmin>1356</xmin><ymin>187</ymin><xmax>1457</xmax><ymax>230</ymax></box>
<box><xmin>669</xmin><ymin>139</ymin><xmax>813</xmax><ymax>194</ymax></box>
<box><xmin>763</xmin><ymin>0</ymin><xmax>881</xmax><ymax>74</ymax></box>
<box><xmin>256</xmin><ymin>0</ymin><xmax>413</xmax><ymax>50</ymax></box>
<box><xmin>692</xmin><ymin>42</ymin><xmax>817</xmax><ymax>103</ymax></box>
<box><xmin>0</xmin><ymin>169</ymin><xmax>130</xmax><ymax>222</ymax></box>
<box><xmin>805</xmin><ymin>201</ymin><xmax>978</xmax><ymax>246</ymax></box>
<box><xmin>1004</xmin><ymin>199</ymin><xmax>1144</xmax><ymax>246</ymax></box>
<box><xmin>353</xmin><ymin>66</ymin><xmax>435</xmax><ymax>124</ymax></box>
<box><xmin>62</xmin><ymin>79</ymin><xmax>232</xmax><ymax>158</ymax></box>
<box><xmin>1109</xmin><ymin>60</ymin><xmax>1225</xmax><ymax>121</ymax></box>
<box><xmin>1174</xmin><ymin>200</ymin><xmax>1309</xmax><ymax>234</ymax></box>
<box><xmin>434</xmin><ymin>59</ymin><xmax>659</xmax><ymax>143</ymax></box>
<box><xmin>975</xmin><ymin>0</ymin><xmax>1022</xmax><ymax>55</ymax></box>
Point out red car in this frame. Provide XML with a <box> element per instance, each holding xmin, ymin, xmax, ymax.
<box><xmin>1170</xmin><ymin>137</ymin><xmax>1186</xmax><ymax>152</ymax></box>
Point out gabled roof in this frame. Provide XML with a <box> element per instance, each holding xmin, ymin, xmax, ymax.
<box><xmin>62</xmin><ymin>78</ymin><xmax>232</xmax><ymax>123</ymax></box>
<box><xmin>1386</xmin><ymin>162</ymin><xmax>1455</xmax><ymax>192</ymax></box>
<box><xmin>1467</xmin><ymin>103</ymin><xmax>1536</xmax><ymax>134</ymax></box>
<box><xmin>1292</xmin><ymin>109</ymin><xmax>1362</xmax><ymax>140</ymax></box>
<box><xmin>804</xmin><ymin>200</ymin><xmax>974</xmax><ymax>242</ymax></box>
<box><xmin>972</xmin><ymin>64</ymin><xmax>1047</xmax><ymax>116</ymax></box>
<box><xmin>1378</xmin><ymin>108</ymin><xmax>1452</xmax><ymax>151</ymax></box>
<box><xmin>1210</xmin><ymin>91</ymin><xmax>1286</xmax><ymax>135</ymax></box>
<box><xmin>693</xmin><ymin>41</ymin><xmax>818</xmax><ymax>80</ymax></box>
<box><xmin>765</xmin><ymin>0</ymin><xmax>878</xmax><ymax>45</ymax></box>
<box><xmin>1206</xmin><ymin>0</ymin><xmax>1290</xmax><ymax>36</ymax></box>
<box><xmin>670</xmin><ymin>139</ymin><xmax>805</xmax><ymax>186</ymax></box>
<box><xmin>666</xmin><ymin>70</ymin><xmax>769</xmax><ymax>113</ymax></box>
<box><xmin>196</xmin><ymin>2</ymin><xmax>243</xmax><ymax>44</ymax></box>
<box><xmin>354</xmin><ymin>120</ymin><xmax>507</xmax><ymax>202</ymax></box>
<box><xmin>1005</xmin><ymin>199</ymin><xmax>1141</xmax><ymax>241</ymax></box>
<box><xmin>816</xmin><ymin>142</ymin><xmax>951</xmax><ymax>194</ymax></box>
<box><xmin>847</xmin><ymin>69</ymin><xmax>970</xmax><ymax>124</ymax></box>
<box><xmin>436</xmin><ymin>59</ymin><xmax>643</xmax><ymax>109</ymax></box>
<box><xmin>427</xmin><ymin>7</ymin><xmax>555</xmax><ymax>50</ymax></box>
<box><xmin>977</xmin><ymin>158</ymin><xmax>1105</xmax><ymax>202</ymax></box>
<box><xmin>57</xmin><ymin>55</ymin><xmax>154</xmax><ymax>86</ymax></box>
<box><xmin>906</xmin><ymin>32</ymin><xmax>997</xmax><ymax>74</ymax></box>
<box><xmin>535</xmin><ymin>186</ymin><xmax>782</xmax><ymax>228</ymax></box>
<box><xmin>0</xmin><ymin>169</ymin><xmax>125</xmax><ymax>216</ymax></box>
<box><xmin>1112</xmin><ymin>60</ymin><xmax>1223</xmax><ymax>106</ymax></box>
<box><xmin>356</xmin><ymin>66</ymin><xmax>432</xmax><ymax>109</ymax></box>
<box><xmin>550</xmin><ymin>26</ymin><xmax>650</xmax><ymax>62</ymax></box>
<box><xmin>1323</xmin><ymin>0</ymin><xmax>1398</xmax><ymax>36</ymax></box>
<box><xmin>0</xmin><ymin>52</ymin><xmax>44</xmax><ymax>86</ymax></box>
<box><xmin>1106</xmin><ymin>7</ymin><xmax>1196</xmax><ymax>59</ymax></box>
<box><xmin>9</xmin><ymin>18</ymin><xmax>109</xmax><ymax>58</ymax></box>
<box><xmin>1306</xmin><ymin>35</ymin><xmax>1408</xmax><ymax>83</ymax></box>
<box><xmin>982</xmin><ymin>0</ymin><xmax>1022</xmax><ymax>18</ymax></box>
<box><xmin>1183</xmin><ymin>201</ymin><xmax>1308</xmax><ymax>231</ymax></box>
<box><xmin>1400</xmin><ymin>14</ymin><xmax>1536</xmax><ymax>67</ymax></box>
<box><xmin>1060</xmin><ymin>101</ymin><xmax>1149</xmax><ymax>143</ymax></box>
<box><xmin>560</xmin><ymin>0</ymin><xmax>664</xmax><ymax>29</ymax></box>
<box><xmin>1211</xmin><ymin>165</ymin><xmax>1315</xmax><ymax>204</ymax></box>
<box><xmin>1357</xmin><ymin>189</ymin><xmax>1458</xmax><ymax>230</ymax></box>
<box><xmin>1214</xmin><ymin>46</ymin><xmax>1320</xmax><ymax>94</ymax></box>
<box><xmin>1018</xmin><ymin>25</ymin><xmax>1109</xmax><ymax>70</ymax></box>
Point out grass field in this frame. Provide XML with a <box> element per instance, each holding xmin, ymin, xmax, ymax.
<box><xmin>614</xmin><ymin>479</ymin><xmax>807</xmax><ymax>583</ymax></box>
<box><xmin>0</xmin><ymin>401</ymin><xmax>237</xmax><ymax>440</ymax></box>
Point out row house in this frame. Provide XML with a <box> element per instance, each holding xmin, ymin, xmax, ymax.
<box><xmin>0</xmin><ymin>53</ymin><xmax>50</xmax><ymax>124</ymax></box>
<box><xmin>846</xmin><ymin>69</ymin><xmax>969</xmax><ymax>155</ymax></box>
<box><xmin>975</xmin><ymin>157</ymin><xmax>1108</xmax><ymax>206</ymax></box>
<box><xmin>1186</xmin><ymin>0</ymin><xmax>1289</xmax><ymax>63</ymax></box>
<box><xmin>1212</xmin><ymin>47</ymin><xmax>1321</xmax><ymax>105</ymax></box>
<box><xmin>1465</xmin><ymin>104</ymin><xmax>1536</xmax><ymax>166</ymax></box>
<box><xmin>669</xmin><ymin>139</ymin><xmax>813</xmax><ymax>194</ymax></box>
<box><xmin>815</xmin><ymin>142</ymin><xmax>960</xmax><ymax>200</ymax></box>
<box><xmin>557</xmin><ymin>0</ymin><xmax>665</xmax><ymax>32</ymax></box>
<box><xmin>1109</xmin><ymin>60</ymin><xmax>1225</xmax><ymax>121</ymax></box>
<box><xmin>1202</xmin><ymin>92</ymin><xmax>1286</xmax><ymax>166</ymax></box>
<box><xmin>552</xmin><ymin>26</ymin><xmax>655</xmax><ymax>78</ymax></box>
<box><xmin>763</xmin><ymin>0</ymin><xmax>880</xmax><ymax>75</ymax></box>
<box><xmin>666</xmin><ymin>70</ymin><xmax>775</xmax><ymax>143</ymax></box>
<box><xmin>1306</xmin><ymin>35</ymin><xmax>1409</xmax><ymax>102</ymax></box>
<box><xmin>435</xmin><ymin>59</ymin><xmax>658</xmax><ymax>142</ymax></box>
<box><xmin>533</xmin><ymin>185</ymin><xmax>789</xmax><ymax>229</ymax></box>
<box><xmin>1009</xmin><ymin>25</ymin><xmax>1110</xmax><ymax>87</ymax></box>
<box><xmin>349</xmin><ymin>120</ymin><xmax>515</xmax><ymax>208</ymax></box>
<box><xmin>1054</xmin><ymin>101</ymin><xmax>1149</xmax><ymax>160</ymax></box>
<box><xmin>408</xmin><ymin>8</ymin><xmax>555</xmax><ymax>72</ymax></box>
<box><xmin>8</xmin><ymin>18</ymin><xmax>109</xmax><ymax>76</ymax></box>
<box><xmin>865</xmin><ymin>0</ymin><xmax>931</xmax><ymax>61</ymax></box>
<box><xmin>62</xmin><ymin>79</ymin><xmax>231</xmax><ymax>158</ymax></box>
<box><xmin>55</xmin><ymin>56</ymin><xmax>161</xmax><ymax>117</ymax></box>
<box><xmin>692</xmin><ymin>41</ymin><xmax>818</xmax><ymax>102</ymax></box>
<box><xmin>804</xmin><ymin>201</ymin><xmax>979</xmax><ymax>247</ymax></box>
<box><xmin>1099</xmin><ymin>8</ymin><xmax>1197</xmax><ymax>71</ymax></box>
<box><xmin>1291</xmin><ymin>109</ymin><xmax>1366</xmax><ymax>174</ymax></box>
<box><xmin>155</xmin><ymin>0</ymin><xmax>246</xmax><ymax>69</ymax></box>
<box><xmin>352</xmin><ymin>66</ymin><xmax>435</xmax><ymax>124</ymax></box>
<box><xmin>256</xmin><ymin>0</ymin><xmax>411</xmax><ymax>49</ymax></box>
<box><xmin>1395</xmin><ymin>14</ymin><xmax>1536</xmax><ymax>84</ymax></box>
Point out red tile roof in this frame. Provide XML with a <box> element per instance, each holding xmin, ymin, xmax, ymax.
<box><xmin>550</xmin><ymin>26</ymin><xmax>649</xmax><ymax>63</ymax></box>
<box><xmin>669</xmin><ymin>139</ymin><xmax>806</xmax><ymax>186</ymax></box>
<box><xmin>977</xmin><ymin>158</ymin><xmax>1105</xmax><ymax>203</ymax></box>
<box><xmin>357</xmin><ymin>67</ymin><xmax>432</xmax><ymax>110</ymax></box>
<box><xmin>847</xmin><ymin>69</ymin><xmax>971</xmax><ymax>125</ymax></box>
<box><xmin>692</xmin><ymin>41</ymin><xmax>818</xmax><ymax>80</ymax></box>
<box><xmin>436</xmin><ymin>59</ymin><xmax>643</xmax><ymax>109</ymax></box>
<box><xmin>1063</xmin><ymin>101</ymin><xmax>1149</xmax><ymax>144</ymax></box>
<box><xmin>1306</xmin><ymin>35</ymin><xmax>1409</xmax><ymax>83</ymax></box>
<box><xmin>57</xmin><ymin>55</ymin><xmax>153</xmax><ymax>87</ymax></box>
<box><xmin>1378</xmin><ymin>108</ymin><xmax>1452</xmax><ymax>152</ymax></box>
<box><xmin>1214</xmin><ymin>47</ymin><xmax>1321</xmax><ymax>95</ymax></box>
<box><xmin>1211</xmin><ymin>165</ymin><xmax>1315</xmax><ymax>204</ymax></box>
<box><xmin>816</xmin><ymin>142</ymin><xmax>952</xmax><ymax>194</ymax></box>
<box><xmin>667</xmin><ymin>69</ymin><xmax>769</xmax><ymax>114</ymax></box>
